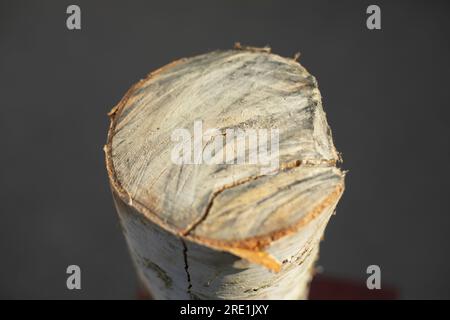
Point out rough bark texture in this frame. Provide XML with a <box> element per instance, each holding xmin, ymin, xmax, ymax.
<box><xmin>105</xmin><ymin>45</ymin><xmax>345</xmax><ymax>299</ymax></box>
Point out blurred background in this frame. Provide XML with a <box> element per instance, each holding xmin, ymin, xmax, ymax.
<box><xmin>1</xmin><ymin>0</ymin><xmax>450</xmax><ymax>299</ymax></box>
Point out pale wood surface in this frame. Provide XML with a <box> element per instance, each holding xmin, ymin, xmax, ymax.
<box><xmin>105</xmin><ymin>46</ymin><xmax>345</xmax><ymax>299</ymax></box>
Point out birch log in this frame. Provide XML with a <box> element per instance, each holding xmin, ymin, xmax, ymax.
<box><xmin>105</xmin><ymin>45</ymin><xmax>345</xmax><ymax>300</ymax></box>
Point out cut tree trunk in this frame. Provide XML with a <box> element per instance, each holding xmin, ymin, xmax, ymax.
<box><xmin>105</xmin><ymin>45</ymin><xmax>345</xmax><ymax>300</ymax></box>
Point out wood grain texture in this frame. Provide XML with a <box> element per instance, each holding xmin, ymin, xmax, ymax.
<box><xmin>105</xmin><ymin>46</ymin><xmax>345</xmax><ymax>299</ymax></box>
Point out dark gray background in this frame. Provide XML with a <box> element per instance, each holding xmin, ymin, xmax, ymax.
<box><xmin>1</xmin><ymin>0</ymin><xmax>449</xmax><ymax>299</ymax></box>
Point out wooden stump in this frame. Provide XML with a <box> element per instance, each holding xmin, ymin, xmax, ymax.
<box><xmin>105</xmin><ymin>45</ymin><xmax>345</xmax><ymax>300</ymax></box>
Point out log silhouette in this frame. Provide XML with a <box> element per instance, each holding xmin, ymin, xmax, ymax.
<box><xmin>105</xmin><ymin>45</ymin><xmax>345</xmax><ymax>299</ymax></box>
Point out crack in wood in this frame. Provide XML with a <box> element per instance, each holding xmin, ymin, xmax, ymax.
<box><xmin>181</xmin><ymin>158</ymin><xmax>338</xmax><ymax>237</ymax></box>
<box><xmin>181</xmin><ymin>239</ymin><xmax>194</xmax><ymax>297</ymax></box>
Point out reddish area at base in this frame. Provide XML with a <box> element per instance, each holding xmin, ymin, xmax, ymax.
<box><xmin>137</xmin><ymin>275</ymin><xmax>398</xmax><ymax>300</ymax></box>
<box><xmin>309</xmin><ymin>275</ymin><xmax>397</xmax><ymax>300</ymax></box>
